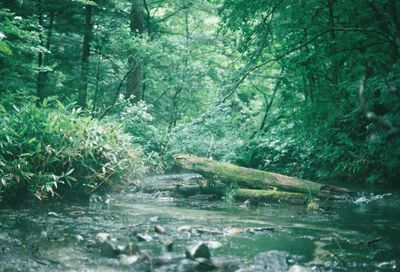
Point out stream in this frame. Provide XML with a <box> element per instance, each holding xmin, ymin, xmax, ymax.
<box><xmin>0</xmin><ymin>174</ymin><xmax>399</xmax><ymax>271</ymax></box>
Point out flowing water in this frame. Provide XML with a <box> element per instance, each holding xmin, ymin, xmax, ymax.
<box><xmin>0</xmin><ymin>174</ymin><xmax>399</xmax><ymax>271</ymax></box>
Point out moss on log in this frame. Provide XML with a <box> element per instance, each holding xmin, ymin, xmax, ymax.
<box><xmin>174</xmin><ymin>154</ymin><xmax>349</xmax><ymax>198</ymax></box>
<box><xmin>235</xmin><ymin>188</ymin><xmax>307</xmax><ymax>204</ymax></box>
<box><xmin>142</xmin><ymin>183</ymin><xmax>306</xmax><ymax>204</ymax></box>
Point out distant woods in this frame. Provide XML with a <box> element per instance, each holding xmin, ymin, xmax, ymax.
<box><xmin>0</xmin><ymin>0</ymin><xmax>399</xmax><ymax>185</ymax></box>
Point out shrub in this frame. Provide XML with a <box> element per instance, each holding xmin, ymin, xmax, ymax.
<box><xmin>108</xmin><ymin>96</ymin><xmax>165</xmax><ymax>173</ymax></box>
<box><xmin>0</xmin><ymin>94</ymin><xmax>148</xmax><ymax>205</ymax></box>
<box><xmin>247</xmin><ymin>103</ymin><xmax>400</xmax><ymax>185</ymax></box>
<box><xmin>165</xmin><ymin>107</ymin><xmax>245</xmax><ymax>166</ymax></box>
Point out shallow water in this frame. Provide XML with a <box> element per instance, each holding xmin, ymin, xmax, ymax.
<box><xmin>0</xmin><ymin>174</ymin><xmax>399</xmax><ymax>271</ymax></box>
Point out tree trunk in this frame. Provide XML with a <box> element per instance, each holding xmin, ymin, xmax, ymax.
<box><xmin>388</xmin><ymin>0</ymin><xmax>400</xmax><ymax>63</ymax></box>
<box><xmin>79</xmin><ymin>3</ymin><xmax>93</xmax><ymax>109</ymax></box>
<box><xmin>327</xmin><ymin>0</ymin><xmax>339</xmax><ymax>86</ymax></box>
<box><xmin>174</xmin><ymin>154</ymin><xmax>350</xmax><ymax>197</ymax></box>
<box><xmin>126</xmin><ymin>0</ymin><xmax>144</xmax><ymax>101</ymax></box>
<box><xmin>36</xmin><ymin>3</ymin><xmax>54</xmax><ymax>103</ymax></box>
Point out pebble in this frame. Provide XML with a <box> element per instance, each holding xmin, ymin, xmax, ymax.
<box><xmin>150</xmin><ymin>216</ymin><xmax>159</xmax><ymax>222</ymax></box>
<box><xmin>289</xmin><ymin>264</ymin><xmax>310</xmax><ymax>272</ymax></box>
<box><xmin>155</xmin><ymin>224</ymin><xmax>166</xmax><ymax>234</ymax></box>
<box><xmin>119</xmin><ymin>254</ymin><xmax>139</xmax><ymax>265</ymax></box>
<box><xmin>75</xmin><ymin>235</ymin><xmax>84</xmax><ymax>242</ymax></box>
<box><xmin>224</xmin><ymin>227</ymin><xmax>241</xmax><ymax>236</ymax></box>
<box><xmin>48</xmin><ymin>212</ymin><xmax>60</xmax><ymax>217</ymax></box>
<box><xmin>205</xmin><ymin>240</ymin><xmax>222</xmax><ymax>249</ymax></box>
<box><xmin>40</xmin><ymin>231</ymin><xmax>48</xmax><ymax>239</ymax></box>
<box><xmin>95</xmin><ymin>232</ymin><xmax>111</xmax><ymax>243</ymax></box>
<box><xmin>177</xmin><ymin>225</ymin><xmax>192</xmax><ymax>232</ymax></box>
<box><xmin>136</xmin><ymin>233</ymin><xmax>153</xmax><ymax>242</ymax></box>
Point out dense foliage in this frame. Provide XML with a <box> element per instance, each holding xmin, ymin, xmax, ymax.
<box><xmin>0</xmin><ymin>0</ymin><xmax>399</xmax><ymax>205</ymax></box>
<box><xmin>0</xmin><ymin>93</ymin><xmax>148</xmax><ymax>205</ymax></box>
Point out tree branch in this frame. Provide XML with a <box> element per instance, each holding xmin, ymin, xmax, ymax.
<box><xmin>221</xmin><ymin>27</ymin><xmax>391</xmax><ymax>103</ymax></box>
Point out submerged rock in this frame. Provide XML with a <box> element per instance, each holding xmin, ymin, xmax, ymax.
<box><xmin>252</xmin><ymin>250</ymin><xmax>289</xmax><ymax>272</ymax></box>
<box><xmin>178</xmin><ymin>259</ymin><xmax>200</xmax><ymax>272</ymax></box>
<box><xmin>178</xmin><ymin>258</ymin><xmax>216</xmax><ymax>272</ymax></box>
<box><xmin>99</xmin><ymin>241</ymin><xmax>139</xmax><ymax>258</ymax></box>
<box><xmin>163</xmin><ymin>239</ymin><xmax>174</xmax><ymax>252</ymax></box>
<box><xmin>185</xmin><ymin>242</ymin><xmax>211</xmax><ymax>260</ymax></box>
<box><xmin>100</xmin><ymin>241</ymin><xmax>119</xmax><ymax>257</ymax></box>
<box><xmin>212</xmin><ymin>256</ymin><xmax>246</xmax><ymax>271</ymax></box>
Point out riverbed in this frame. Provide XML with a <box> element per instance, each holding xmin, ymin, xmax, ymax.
<box><xmin>0</xmin><ymin>174</ymin><xmax>399</xmax><ymax>271</ymax></box>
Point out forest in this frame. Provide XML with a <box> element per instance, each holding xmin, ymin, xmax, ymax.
<box><xmin>1</xmin><ymin>0</ymin><xmax>400</xmax><ymax>202</ymax></box>
<box><xmin>0</xmin><ymin>0</ymin><xmax>400</xmax><ymax>271</ymax></box>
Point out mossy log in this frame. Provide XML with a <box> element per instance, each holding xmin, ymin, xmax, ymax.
<box><xmin>142</xmin><ymin>183</ymin><xmax>306</xmax><ymax>204</ymax></box>
<box><xmin>174</xmin><ymin>154</ymin><xmax>349</xmax><ymax>197</ymax></box>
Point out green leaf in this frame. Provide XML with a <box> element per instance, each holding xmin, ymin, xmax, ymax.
<box><xmin>0</xmin><ymin>41</ymin><xmax>12</xmax><ymax>56</ymax></box>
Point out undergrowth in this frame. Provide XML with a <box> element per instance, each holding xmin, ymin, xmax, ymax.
<box><xmin>0</xmin><ymin>93</ymin><xmax>148</xmax><ymax>205</ymax></box>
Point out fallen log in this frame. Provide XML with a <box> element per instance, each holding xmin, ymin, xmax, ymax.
<box><xmin>174</xmin><ymin>154</ymin><xmax>350</xmax><ymax>198</ymax></box>
<box><xmin>142</xmin><ymin>183</ymin><xmax>306</xmax><ymax>204</ymax></box>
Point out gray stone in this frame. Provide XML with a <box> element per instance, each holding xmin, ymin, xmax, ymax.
<box><xmin>185</xmin><ymin>242</ymin><xmax>211</xmax><ymax>260</ymax></box>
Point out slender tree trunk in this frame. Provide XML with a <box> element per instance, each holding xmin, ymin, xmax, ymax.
<box><xmin>259</xmin><ymin>69</ymin><xmax>283</xmax><ymax>133</ymax></box>
<box><xmin>388</xmin><ymin>0</ymin><xmax>400</xmax><ymax>63</ymax></box>
<box><xmin>36</xmin><ymin>3</ymin><xmax>54</xmax><ymax>103</ymax></box>
<box><xmin>79</xmin><ymin>3</ymin><xmax>93</xmax><ymax>109</ymax></box>
<box><xmin>324</xmin><ymin>0</ymin><xmax>340</xmax><ymax>103</ymax></box>
<box><xmin>308</xmin><ymin>74</ymin><xmax>315</xmax><ymax>102</ymax></box>
<box><xmin>168</xmin><ymin>7</ymin><xmax>190</xmax><ymax>130</ymax></box>
<box><xmin>327</xmin><ymin>0</ymin><xmax>339</xmax><ymax>99</ymax></box>
<box><xmin>126</xmin><ymin>0</ymin><xmax>144</xmax><ymax>101</ymax></box>
<box><xmin>168</xmin><ymin>88</ymin><xmax>182</xmax><ymax>130</ymax></box>
<box><xmin>92</xmin><ymin>47</ymin><xmax>102</xmax><ymax>114</ymax></box>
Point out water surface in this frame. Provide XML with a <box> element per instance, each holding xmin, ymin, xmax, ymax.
<box><xmin>0</xmin><ymin>175</ymin><xmax>399</xmax><ymax>271</ymax></box>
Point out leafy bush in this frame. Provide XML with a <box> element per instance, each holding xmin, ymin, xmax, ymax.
<box><xmin>165</xmin><ymin>107</ymin><xmax>245</xmax><ymax>166</ymax></box>
<box><xmin>108</xmin><ymin>96</ymin><xmax>164</xmax><ymax>173</ymax></box>
<box><xmin>0</xmin><ymin>93</ymin><xmax>148</xmax><ymax>205</ymax></box>
<box><xmin>248</xmin><ymin>102</ymin><xmax>400</xmax><ymax>185</ymax></box>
